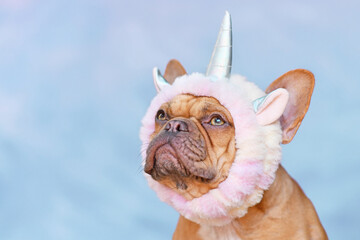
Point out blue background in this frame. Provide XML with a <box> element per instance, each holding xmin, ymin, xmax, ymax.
<box><xmin>0</xmin><ymin>0</ymin><xmax>359</xmax><ymax>239</ymax></box>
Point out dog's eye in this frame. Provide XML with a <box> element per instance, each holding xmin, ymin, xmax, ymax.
<box><xmin>156</xmin><ymin>110</ymin><xmax>166</xmax><ymax>121</ymax></box>
<box><xmin>210</xmin><ymin>116</ymin><xmax>225</xmax><ymax>126</ymax></box>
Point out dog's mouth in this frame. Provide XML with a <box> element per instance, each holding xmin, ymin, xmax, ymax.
<box><xmin>144</xmin><ymin>133</ymin><xmax>216</xmax><ymax>190</ymax></box>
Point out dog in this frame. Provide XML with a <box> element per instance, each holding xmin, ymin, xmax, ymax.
<box><xmin>141</xmin><ymin>12</ymin><xmax>327</xmax><ymax>240</ymax></box>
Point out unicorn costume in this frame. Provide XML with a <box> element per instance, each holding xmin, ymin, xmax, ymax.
<box><xmin>140</xmin><ymin>11</ymin><xmax>289</xmax><ymax>226</ymax></box>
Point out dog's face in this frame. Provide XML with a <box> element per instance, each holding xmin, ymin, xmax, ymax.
<box><xmin>144</xmin><ymin>94</ymin><xmax>236</xmax><ymax>200</ymax></box>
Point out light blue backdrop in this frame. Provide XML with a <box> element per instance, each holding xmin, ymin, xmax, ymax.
<box><xmin>0</xmin><ymin>0</ymin><xmax>359</xmax><ymax>239</ymax></box>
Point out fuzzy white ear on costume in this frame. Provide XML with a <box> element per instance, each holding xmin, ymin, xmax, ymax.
<box><xmin>253</xmin><ymin>88</ymin><xmax>289</xmax><ymax>126</ymax></box>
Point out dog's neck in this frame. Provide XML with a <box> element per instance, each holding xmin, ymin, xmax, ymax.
<box><xmin>197</xmin><ymin>165</ymin><xmax>293</xmax><ymax>240</ymax></box>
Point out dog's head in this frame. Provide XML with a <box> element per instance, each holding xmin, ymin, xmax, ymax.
<box><xmin>141</xmin><ymin>12</ymin><xmax>314</xmax><ymax>225</ymax></box>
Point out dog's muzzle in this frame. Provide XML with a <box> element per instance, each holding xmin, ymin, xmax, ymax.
<box><xmin>144</xmin><ymin>119</ymin><xmax>215</xmax><ymax>186</ymax></box>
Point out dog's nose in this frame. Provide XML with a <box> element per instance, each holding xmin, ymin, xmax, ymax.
<box><xmin>165</xmin><ymin>120</ymin><xmax>189</xmax><ymax>133</ymax></box>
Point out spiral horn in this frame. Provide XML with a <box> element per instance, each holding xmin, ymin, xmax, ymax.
<box><xmin>206</xmin><ymin>11</ymin><xmax>232</xmax><ymax>80</ymax></box>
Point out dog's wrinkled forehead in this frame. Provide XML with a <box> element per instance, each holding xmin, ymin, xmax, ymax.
<box><xmin>158</xmin><ymin>94</ymin><xmax>234</xmax><ymax>123</ymax></box>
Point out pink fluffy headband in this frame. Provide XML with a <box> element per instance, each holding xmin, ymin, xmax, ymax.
<box><xmin>140</xmin><ymin>12</ymin><xmax>289</xmax><ymax>226</ymax></box>
<box><xmin>141</xmin><ymin>73</ymin><xmax>286</xmax><ymax>226</ymax></box>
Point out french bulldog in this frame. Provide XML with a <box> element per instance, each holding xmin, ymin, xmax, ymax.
<box><xmin>141</xmin><ymin>12</ymin><xmax>327</xmax><ymax>240</ymax></box>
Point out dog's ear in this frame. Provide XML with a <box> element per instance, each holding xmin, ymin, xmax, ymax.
<box><xmin>164</xmin><ymin>59</ymin><xmax>187</xmax><ymax>84</ymax></box>
<box><xmin>265</xmin><ymin>69</ymin><xmax>315</xmax><ymax>144</ymax></box>
<box><xmin>153</xmin><ymin>59</ymin><xmax>186</xmax><ymax>92</ymax></box>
